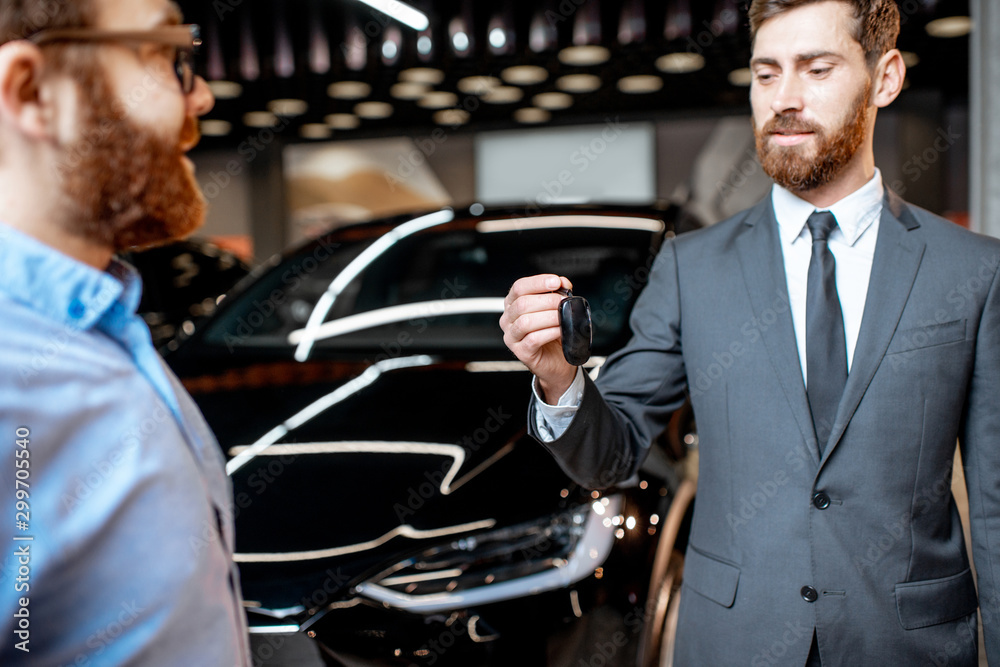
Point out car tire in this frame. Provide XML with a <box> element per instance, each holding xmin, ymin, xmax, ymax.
<box><xmin>635</xmin><ymin>477</ymin><xmax>696</xmax><ymax>667</ymax></box>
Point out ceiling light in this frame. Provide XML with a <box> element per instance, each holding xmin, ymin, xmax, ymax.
<box><xmin>350</xmin><ymin>0</ymin><xmax>429</xmax><ymax>31</ymax></box>
<box><xmin>382</xmin><ymin>25</ymin><xmax>402</xmax><ymax>66</ymax></box>
<box><xmin>434</xmin><ymin>109</ymin><xmax>470</xmax><ymax>126</ymax></box>
<box><xmin>900</xmin><ymin>51</ymin><xmax>920</xmax><ymax>68</ymax></box>
<box><xmin>243</xmin><ymin>111</ymin><xmax>279</xmax><ymax>128</ymax></box>
<box><xmin>344</xmin><ymin>24</ymin><xmax>367</xmax><ymax>71</ymax></box>
<box><xmin>328</xmin><ymin>81</ymin><xmax>371</xmax><ymax>99</ymax></box>
<box><xmin>325</xmin><ymin>114</ymin><xmax>360</xmax><ymax>130</ymax></box>
<box><xmin>200</xmin><ymin>119</ymin><xmax>232</xmax><ymax>137</ymax></box>
<box><xmin>300</xmin><ymin>124</ymin><xmax>332</xmax><ymax>140</ymax></box>
<box><xmin>207</xmin><ymin>80</ymin><xmax>243</xmax><ymax>99</ymax></box>
<box><xmin>925</xmin><ymin>16</ymin><xmax>972</xmax><ymax>38</ymax></box>
<box><xmin>450</xmin><ymin>16</ymin><xmax>472</xmax><ymax>55</ymax></box>
<box><xmin>558</xmin><ymin>45</ymin><xmax>611</xmax><ymax>66</ymax></box>
<box><xmin>514</xmin><ymin>108</ymin><xmax>551</xmax><ymax>124</ymax></box>
<box><xmin>418</xmin><ymin>91</ymin><xmax>459</xmax><ymax>109</ymax></box>
<box><xmin>458</xmin><ymin>76</ymin><xmax>502</xmax><ymax>95</ymax></box>
<box><xmin>482</xmin><ymin>87</ymin><xmax>524</xmax><ymax>104</ymax></box>
<box><xmin>417</xmin><ymin>34</ymin><xmax>433</xmax><ymax>56</ymax></box>
<box><xmin>489</xmin><ymin>27</ymin><xmax>507</xmax><ymax>50</ymax></box>
<box><xmin>400</xmin><ymin>67</ymin><xmax>446</xmax><ymax>85</ymax></box>
<box><xmin>501</xmin><ymin>65</ymin><xmax>549</xmax><ymax>86</ymax></box>
<box><xmin>267</xmin><ymin>99</ymin><xmax>309</xmax><ymax>116</ymax></box>
<box><xmin>390</xmin><ymin>82</ymin><xmax>430</xmax><ymax>100</ymax></box>
<box><xmin>618</xmin><ymin>75</ymin><xmax>663</xmax><ymax>94</ymax></box>
<box><xmin>354</xmin><ymin>101</ymin><xmax>394</xmax><ymax>119</ymax></box>
<box><xmin>382</xmin><ymin>40</ymin><xmax>398</xmax><ymax>61</ymax></box>
<box><xmin>728</xmin><ymin>68</ymin><xmax>753</xmax><ymax>87</ymax></box>
<box><xmin>656</xmin><ymin>52</ymin><xmax>705</xmax><ymax>74</ymax></box>
<box><xmin>529</xmin><ymin>10</ymin><xmax>558</xmax><ymax>52</ymax></box>
<box><xmin>556</xmin><ymin>74</ymin><xmax>602</xmax><ymax>93</ymax></box>
<box><xmin>533</xmin><ymin>92</ymin><xmax>573</xmax><ymax>110</ymax></box>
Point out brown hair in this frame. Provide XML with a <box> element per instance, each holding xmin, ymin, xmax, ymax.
<box><xmin>748</xmin><ymin>0</ymin><xmax>900</xmax><ymax>67</ymax></box>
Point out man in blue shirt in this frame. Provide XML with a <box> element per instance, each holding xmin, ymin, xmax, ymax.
<box><xmin>0</xmin><ymin>0</ymin><xmax>249</xmax><ymax>664</ymax></box>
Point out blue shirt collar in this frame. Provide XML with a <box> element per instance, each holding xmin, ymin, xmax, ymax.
<box><xmin>0</xmin><ymin>223</ymin><xmax>142</xmax><ymax>336</ymax></box>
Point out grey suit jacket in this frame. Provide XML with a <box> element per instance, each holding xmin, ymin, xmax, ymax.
<box><xmin>531</xmin><ymin>192</ymin><xmax>1000</xmax><ymax>665</ymax></box>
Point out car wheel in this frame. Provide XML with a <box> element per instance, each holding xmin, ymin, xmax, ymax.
<box><xmin>635</xmin><ymin>477</ymin><xmax>696</xmax><ymax>667</ymax></box>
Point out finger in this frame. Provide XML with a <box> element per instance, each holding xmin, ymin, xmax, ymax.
<box><xmin>507</xmin><ymin>292</ymin><xmax>565</xmax><ymax>321</ymax></box>
<box><xmin>505</xmin><ymin>274</ymin><xmax>564</xmax><ymax>307</ymax></box>
<box><xmin>508</xmin><ymin>309</ymin><xmax>561</xmax><ymax>344</ymax></box>
<box><xmin>506</xmin><ymin>324</ymin><xmax>562</xmax><ymax>357</ymax></box>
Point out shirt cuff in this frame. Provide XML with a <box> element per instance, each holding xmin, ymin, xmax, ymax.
<box><xmin>532</xmin><ymin>367</ymin><xmax>586</xmax><ymax>442</ymax></box>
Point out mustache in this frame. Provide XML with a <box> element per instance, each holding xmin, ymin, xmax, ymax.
<box><xmin>179</xmin><ymin>115</ymin><xmax>201</xmax><ymax>150</ymax></box>
<box><xmin>763</xmin><ymin>115</ymin><xmax>823</xmax><ymax>136</ymax></box>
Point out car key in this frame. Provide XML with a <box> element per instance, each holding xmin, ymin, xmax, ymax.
<box><xmin>555</xmin><ymin>288</ymin><xmax>592</xmax><ymax>366</ymax></box>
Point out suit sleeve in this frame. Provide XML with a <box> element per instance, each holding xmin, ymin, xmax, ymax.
<box><xmin>528</xmin><ymin>239</ymin><xmax>689</xmax><ymax>489</ymax></box>
<box><xmin>959</xmin><ymin>253</ymin><xmax>1000</xmax><ymax>663</ymax></box>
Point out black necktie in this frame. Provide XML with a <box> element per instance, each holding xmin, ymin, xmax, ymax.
<box><xmin>805</xmin><ymin>210</ymin><xmax>847</xmax><ymax>451</ymax></box>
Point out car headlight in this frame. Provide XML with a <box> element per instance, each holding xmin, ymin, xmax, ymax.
<box><xmin>355</xmin><ymin>494</ymin><xmax>622</xmax><ymax>612</ymax></box>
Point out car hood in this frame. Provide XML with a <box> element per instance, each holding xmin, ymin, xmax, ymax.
<box><xmin>185</xmin><ymin>358</ymin><xmax>591</xmax><ymax>612</ymax></box>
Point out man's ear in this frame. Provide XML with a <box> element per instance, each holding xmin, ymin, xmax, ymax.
<box><xmin>872</xmin><ymin>48</ymin><xmax>906</xmax><ymax>109</ymax></box>
<box><xmin>0</xmin><ymin>41</ymin><xmax>53</xmax><ymax>140</ymax></box>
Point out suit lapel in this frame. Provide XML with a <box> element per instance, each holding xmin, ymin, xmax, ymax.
<box><xmin>820</xmin><ymin>191</ymin><xmax>926</xmax><ymax>467</ymax></box>
<box><xmin>735</xmin><ymin>198</ymin><xmax>820</xmax><ymax>462</ymax></box>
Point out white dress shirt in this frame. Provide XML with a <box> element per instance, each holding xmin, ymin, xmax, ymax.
<box><xmin>534</xmin><ymin>170</ymin><xmax>885</xmax><ymax>441</ymax></box>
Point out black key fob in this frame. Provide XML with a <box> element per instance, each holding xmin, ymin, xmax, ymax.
<box><xmin>556</xmin><ymin>288</ymin><xmax>592</xmax><ymax>366</ymax></box>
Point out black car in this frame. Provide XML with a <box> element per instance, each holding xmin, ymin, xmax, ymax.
<box><xmin>165</xmin><ymin>204</ymin><xmax>699</xmax><ymax>666</ymax></box>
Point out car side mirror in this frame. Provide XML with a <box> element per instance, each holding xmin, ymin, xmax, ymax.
<box><xmin>556</xmin><ymin>288</ymin><xmax>592</xmax><ymax>366</ymax></box>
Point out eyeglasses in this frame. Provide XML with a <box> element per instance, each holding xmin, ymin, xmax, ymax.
<box><xmin>28</xmin><ymin>24</ymin><xmax>202</xmax><ymax>94</ymax></box>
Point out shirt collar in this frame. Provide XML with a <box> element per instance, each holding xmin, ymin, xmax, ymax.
<box><xmin>772</xmin><ymin>169</ymin><xmax>884</xmax><ymax>247</ymax></box>
<box><xmin>0</xmin><ymin>223</ymin><xmax>142</xmax><ymax>334</ymax></box>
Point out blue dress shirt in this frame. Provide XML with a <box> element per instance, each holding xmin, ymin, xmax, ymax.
<box><xmin>0</xmin><ymin>224</ymin><xmax>249</xmax><ymax>665</ymax></box>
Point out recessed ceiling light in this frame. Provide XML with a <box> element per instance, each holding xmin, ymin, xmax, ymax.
<box><xmin>618</xmin><ymin>74</ymin><xmax>663</xmax><ymax>94</ymax></box>
<box><xmin>328</xmin><ymin>81</ymin><xmax>371</xmax><ymax>100</ymax></box>
<box><xmin>558</xmin><ymin>45</ymin><xmax>610</xmax><ymax>66</ymax></box>
<box><xmin>300</xmin><ymin>124</ymin><xmax>332</xmax><ymax>140</ymax></box>
<box><xmin>267</xmin><ymin>98</ymin><xmax>309</xmax><ymax>116</ymax></box>
<box><xmin>354</xmin><ymin>101</ymin><xmax>394</xmax><ymax>119</ymax></box>
<box><xmin>457</xmin><ymin>76</ymin><xmax>502</xmax><ymax>95</ymax></box>
<box><xmin>925</xmin><ymin>16</ymin><xmax>972</xmax><ymax>38</ymax></box>
<box><xmin>200</xmin><ymin>119</ymin><xmax>232</xmax><ymax>136</ymax></box>
<box><xmin>556</xmin><ymin>73</ymin><xmax>602</xmax><ymax>93</ymax></box>
<box><xmin>514</xmin><ymin>107</ymin><xmax>551</xmax><ymax>124</ymax></box>
<box><xmin>656</xmin><ymin>52</ymin><xmax>705</xmax><ymax>74</ymax></box>
<box><xmin>399</xmin><ymin>67</ymin><xmax>446</xmax><ymax>85</ymax></box>
<box><xmin>207</xmin><ymin>80</ymin><xmax>243</xmax><ymax>99</ymax></box>
<box><xmin>501</xmin><ymin>65</ymin><xmax>549</xmax><ymax>86</ymax></box>
<box><xmin>418</xmin><ymin>91</ymin><xmax>459</xmax><ymax>109</ymax></box>
<box><xmin>533</xmin><ymin>92</ymin><xmax>573</xmax><ymax>110</ymax></box>
<box><xmin>434</xmin><ymin>109</ymin><xmax>470</xmax><ymax>126</ymax></box>
<box><xmin>243</xmin><ymin>111</ymin><xmax>279</xmax><ymax>128</ymax></box>
<box><xmin>728</xmin><ymin>68</ymin><xmax>753</xmax><ymax>87</ymax></box>
<box><xmin>325</xmin><ymin>113</ymin><xmax>360</xmax><ymax>130</ymax></box>
<box><xmin>390</xmin><ymin>82</ymin><xmax>430</xmax><ymax>100</ymax></box>
<box><xmin>482</xmin><ymin>86</ymin><xmax>524</xmax><ymax>104</ymax></box>
<box><xmin>900</xmin><ymin>51</ymin><xmax>920</xmax><ymax>68</ymax></box>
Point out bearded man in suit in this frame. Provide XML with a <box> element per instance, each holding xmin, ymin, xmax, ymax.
<box><xmin>500</xmin><ymin>1</ymin><xmax>1000</xmax><ymax>664</ymax></box>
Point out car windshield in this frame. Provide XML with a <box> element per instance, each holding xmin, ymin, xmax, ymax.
<box><xmin>200</xmin><ymin>214</ymin><xmax>665</xmax><ymax>357</ymax></box>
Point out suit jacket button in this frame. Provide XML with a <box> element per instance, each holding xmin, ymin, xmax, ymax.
<box><xmin>813</xmin><ymin>492</ymin><xmax>831</xmax><ymax>510</ymax></box>
<box><xmin>801</xmin><ymin>586</ymin><xmax>819</xmax><ymax>603</ymax></box>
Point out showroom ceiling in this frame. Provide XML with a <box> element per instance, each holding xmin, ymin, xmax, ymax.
<box><xmin>175</xmin><ymin>0</ymin><xmax>972</xmax><ymax>148</ymax></box>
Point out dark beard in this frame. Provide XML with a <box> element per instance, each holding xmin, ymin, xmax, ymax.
<box><xmin>58</xmin><ymin>65</ymin><xmax>207</xmax><ymax>252</ymax></box>
<box><xmin>754</xmin><ymin>82</ymin><xmax>871</xmax><ymax>193</ymax></box>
